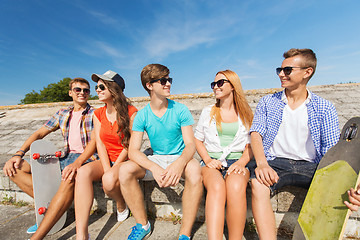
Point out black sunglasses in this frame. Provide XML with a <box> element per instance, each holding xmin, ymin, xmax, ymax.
<box><xmin>72</xmin><ymin>87</ymin><xmax>90</xmax><ymax>94</ymax></box>
<box><xmin>210</xmin><ymin>79</ymin><xmax>230</xmax><ymax>89</ymax></box>
<box><xmin>150</xmin><ymin>77</ymin><xmax>173</xmax><ymax>85</ymax></box>
<box><xmin>276</xmin><ymin>66</ymin><xmax>308</xmax><ymax>76</ymax></box>
<box><xmin>95</xmin><ymin>84</ymin><xmax>106</xmax><ymax>91</ymax></box>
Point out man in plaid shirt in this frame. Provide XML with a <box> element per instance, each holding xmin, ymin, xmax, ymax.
<box><xmin>248</xmin><ymin>48</ymin><xmax>340</xmax><ymax>240</ymax></box>
<box><xmin>3</xmin><ymin>77</ymin><xmax>97</xmax><ymax>239</ymax></box>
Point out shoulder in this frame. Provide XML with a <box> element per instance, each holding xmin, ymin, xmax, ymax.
<box><xmin>256</xmin><ymin>91</ymin><xmax>283</xmax><ymax>109</ymax></box>
<box><xmin>128</xmin><ymin>105</ymin><xmax>138</xmax><ymax>116</ymax></box>
<box><xmin>170</xmin><ymin>99</ymin><xmax>190</xmax><ymax>111</ymax></box>
<box><xmin>308</xmin><ymin>91</ymin><xmax>336</xmax><ymax>111</ymax></box>
<box><xmin>94</xmin><ymin>106</ymin><xmax>106</xmax><ymax>117</ymax></box>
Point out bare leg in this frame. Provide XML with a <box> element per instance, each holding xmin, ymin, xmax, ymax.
<box><xmin>225</xmin><ymin>170</ymin><xmax>249</xmax><ymax>240</ymax></box>
<box><xmin>180</xmin><ymin>159</ymin><xmax>203</xmax><ymax>237</ymax></box>
<box><xmin>202</xmin><ymin>167</ymin><xmax>225</xmax><ymax>240</ymax></box>
<box><xmin>75</xmin><ymin>161</ymin><xmax>104</xmax><ymax>240</ymax></box>
<box><xmin>30</xmin><ymin>179</ymin><xmax>75</xmax><ymax>240</ymax></box>
<box><xmin>119</xmin><ymin>161</ymin><xmax>147</xmax><ymax>225</ymax></box>
<box><xmin>9</xmin><ymin>160</ymin><xmax>33</xmax><ymax>197</ymax></box>
<box><xmin>251</xmin><ymin>179</ymin><xmax>276</xmax><ymax>240</ymax></box>
<box><xmin>102</xmin><ymin>163</ymin><xmax>126</xmax><ymax>212</ymax></box>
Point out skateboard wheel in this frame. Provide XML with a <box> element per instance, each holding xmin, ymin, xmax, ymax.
<box><xmin>38</xmin><ymin>207</ymin><xmax>46</xmax><ymax>215</ymax></box>
<box><xmin>33</xmin><ymin>153</ymin><xmax>40</xmax><ymax>159</ymax></box>
<box><xmin>55</xmin><ymin>151</ymin><xmax>62</xmax><ymax>157</ymax></box>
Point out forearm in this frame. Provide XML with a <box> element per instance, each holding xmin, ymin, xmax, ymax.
<box><xmin>250</xmin><ymin>132</ymin><xmax>268</xmax><ymax>166</ymax></box>
<box><xmin>195</xmin><ymin>138</ymin><xmax>212</xmax><ymax>164</ymax></box>
<box><xmin>113</xmin><ymin>148</ymin><xmax>128</xmax><ymax>166</ymax></box>
<box><xmin>129</xmin><ymin>149</ymin><xmax>160</xmax><ymax>171</ymax></box>
<box><xmin>238</xmin><ymin>143</ymin><xmax>253</xmax><ymax>166</ymax></box>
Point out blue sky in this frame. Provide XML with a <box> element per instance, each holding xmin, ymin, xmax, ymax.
<box><xmin>1</xmin><ymin>0</ymin><xmax>359</xmax><ymax>106</ymax></box>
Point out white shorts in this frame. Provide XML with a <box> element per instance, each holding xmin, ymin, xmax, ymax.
<box><xmin>142</xmin><ymin>155</ymin><xmax>180</xmax><ymax>181</ymax></box>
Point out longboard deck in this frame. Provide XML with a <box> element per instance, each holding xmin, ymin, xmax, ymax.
<box><xmin>30</xmin><ymin>139</ymin><xmax>66</xmax><ymax>235</ymax></box>
<box><xmin>293</xmin><ymin>117</ymin><xmax>360</xmax><ymax>240</ymax></box>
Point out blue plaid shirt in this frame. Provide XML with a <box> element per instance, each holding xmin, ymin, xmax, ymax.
<box><xmin>44</xmin><ymin>104</ymin><xmax>97</xmax><ymax>161</ymax></box>
<box><xmin>250</xmin><ymin>90</ymin><xmax>340</xmax><ymax>163</ymax></box>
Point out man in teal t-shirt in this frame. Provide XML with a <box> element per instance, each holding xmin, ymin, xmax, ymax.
<box><xmin>119</xmin><ymin>64</ymin><xmax>203</xmax><ymax>240</ymax></box>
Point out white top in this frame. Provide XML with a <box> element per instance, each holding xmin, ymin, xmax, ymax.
<box><xmin>194</xmin><ymin>105</ymin><xmax>250</xmax><ymax>167</ymax></box>
<box><xmin>269</xmin><ymin>91</ymin><xmax>316</xmax><ymax>161</ymax></box>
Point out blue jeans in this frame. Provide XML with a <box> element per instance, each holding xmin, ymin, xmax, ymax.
<box><xmin>247</xmin><ymin>157</ymin><xmax>318</xmax><ymax>192</ymax></box>
<box><xmin>200</xmin><ymin>159</ymin><xmax>239</xmax><ymax>178</ymax></box>
<box><xmin>59</xmin><ymin>153</ymin><xmax>92</xmax><ymax>171</ymax></box>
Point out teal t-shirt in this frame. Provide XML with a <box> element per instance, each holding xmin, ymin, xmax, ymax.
<box><xmin>132</xmin><ymin>99</ymin><xmax>194</xmax><ymax>155</ymax></box>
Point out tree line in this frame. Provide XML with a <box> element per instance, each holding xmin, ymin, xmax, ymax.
<box><xmin>20</xmin><ymin>78</ymin><xmax>98</xmax><ymax>104</ymax></box>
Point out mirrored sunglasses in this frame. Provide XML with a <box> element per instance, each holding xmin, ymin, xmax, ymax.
<box><xmin>210</xmin><ymin>79</ymin><xmax>230</xmax><ymax>89</ymax></box>
<box><xmin>72</xmin><ymin>87</ymin><xmax>90</xmax><ymax>94</ymax></box>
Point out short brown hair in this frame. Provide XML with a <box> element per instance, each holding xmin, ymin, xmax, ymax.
<box><xmin>69</xmin><ymin>78</ymin><xmax>90</xmax><ymax>90</ymax></box>
<box><xmin>140</xmin><ymin>64</ymin><xmax>170</xmax><ymax>94</ymax></box>
<box><xmin>283</xmin><ymin>48</ymin><xmax>317</xmax><ymax>79</ymax></box>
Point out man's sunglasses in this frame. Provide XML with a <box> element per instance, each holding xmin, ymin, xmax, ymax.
<box><xmin>95</xmin><ymin>84</ymin><xmax>106</xmax><ymax>91</ymax></box>
<box><xmin>211</xmin><ymin>79</ymin><xmax>230</xmax><ymax>89</ymax></box>
<box><xmin>150</xmin><ymin>77</ymin><xmax>173</xmax><ymax>85</ymax></box>
<box><xmin>72</xmin><ymin>87</ymin><xmax>90</xmax><ymax>94</ymax></box>
<box><xmin>276</xmin><ymin>66</ymin><xmax>308</xmax><ymax>76</ymax></box>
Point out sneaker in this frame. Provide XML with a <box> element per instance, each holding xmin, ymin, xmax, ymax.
<box><xmin>117</xmin><ymin>206</ymin><xmax>130</xmax><ymax>222</ymax></box>
<box><xmin>127</xmin><ymin>223</ymin><xmax>151</xmax><ymax>240</ymax></box>
<box><xmin>178</xmin><ymin>235</ymin><xmax>190</xmax><ymax>240</ymax></box>
<box><xmin>26</xmin><ymin>224</ymin><xmax>38</xmax><ymax>234</ymax></box>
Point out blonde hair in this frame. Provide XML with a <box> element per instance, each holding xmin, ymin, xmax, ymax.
<box><xmin>210</xmin><ymin>70</ymin><xmax>253</xmax><ymax>130</ymax></box>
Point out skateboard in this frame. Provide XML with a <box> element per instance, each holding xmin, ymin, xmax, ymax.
<box><xmin>292</xmin><ymin>117</ymin><xmax>360</xmax><ymax>240</ymax></box>
<box><xmin>30</xmin><ymin>139</ymin><xmax>67</xmax><ymax>234</ymax></box>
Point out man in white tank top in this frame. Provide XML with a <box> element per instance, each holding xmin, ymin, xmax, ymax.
<box><xmin>3</xmin><ymin>78</ymin><xmax>97</xmax><ymax>239</ymax></box>
<box><xmin>248</xmin><ymin>48</ymin><xmax>340</xmax><ymax>240</ymax></box>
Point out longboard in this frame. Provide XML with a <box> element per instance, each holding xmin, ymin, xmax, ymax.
<box><xmin>30</xmin><ymin>139</ymin><xmax>67</xmax><ymax>234</ymax></box>
<box><xmin>292</xmin><ymin>117</ymin><xmax>360</xmax><ymax>240</ymax></box>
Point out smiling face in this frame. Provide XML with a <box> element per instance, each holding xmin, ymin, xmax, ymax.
<box><xmin>213</xmin><ymin>73</ymin><xmax>234</xmax><ymax>101</ymax></box>
<box><xmin>278</xmin><ymin>56</ymin><xmax>313</xmax><ymax>91</ymax></box>
<box><xmin>95</xmin><ymin>80</ymin><xmax>112</xmax><ymax>103</ymax></box>
<box><xmin>146</xmin><ymin>75</ymin><xmax>172</xmax><ymax>98</ymax></box>
<box><xmin>69</xmin><ymin>82</ymin><xmax>90</xmax><ymax>105</ymax></box>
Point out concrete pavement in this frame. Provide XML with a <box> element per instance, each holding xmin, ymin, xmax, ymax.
<box><xmin>0</xmin><ymin>204</ymin><xmax>295</xmax><ymax>240</ymax></box>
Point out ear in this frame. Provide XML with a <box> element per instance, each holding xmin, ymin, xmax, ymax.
<box><xmin>303</xmin><ymin>67</ymin><xmax>314</xmax><ymax>79</ymax></box>
<box><xmin>69</xmin><ymin>90</ymin><xmax>73</xmax><ymax>97</ymax></box>
<box><xmin>146</xmin><ymin>82</ymin><xmax>153</xmax><ymax>92</ymax></box>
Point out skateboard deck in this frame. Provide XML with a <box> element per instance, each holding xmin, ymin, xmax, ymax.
<box><xmin>292</xmin><ymin>117</ymin><xmax>360</xmax><ymax>240</ymax></box>
<box><xmin>30</xmin><ymin>139</ymin><xmax>67</xmax><ymax>234</ymax></box>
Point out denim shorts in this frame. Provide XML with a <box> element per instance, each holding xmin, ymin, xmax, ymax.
<box><xmin>59</xmin><ymin>153</ymin><xmax>92</xmax><ymax>171</ymax></box>
<box><xmin>247</xmin><ymin>157</ymin><xmax>318</xmax><ymax>192</ymax></box>
<box><xmin>200</xmin><ymin>159</ymin><xmax>239</xmax><ymax>178</ymax></box>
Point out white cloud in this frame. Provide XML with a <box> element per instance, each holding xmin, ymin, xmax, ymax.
<box><xmin>78</xmin><ymin>41</ymin><xmax>124</xmax><ymax>58</ymax></box>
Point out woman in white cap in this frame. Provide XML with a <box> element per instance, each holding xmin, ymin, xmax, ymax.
<box><xmin>74</xmin><ymin>70</ymin><xmax>137</xmax><ymax>240</ymax></box>
<box><xmin>194</xmin><ymin>70</ymin><xmax>253</xmax><ymax>239</ymax></box>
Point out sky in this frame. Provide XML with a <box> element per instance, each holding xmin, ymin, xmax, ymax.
<box><xmin>1</xmin><ymin>0</ymin><xmax>359</xmax><ymax>106</ymax></box>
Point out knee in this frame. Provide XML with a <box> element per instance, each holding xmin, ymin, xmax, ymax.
<box><xmin>207</xmin><ymin>181</ymin><xmax>225</xmax><ymax>196</ymax></box>
<box><xmin>102</xmin><ymin>171</ymin><xmax>117</xmax><ymax>192</ymax></box>
<box><xmin>226</xmin><ymin>175</ymin><xmax>248</xmax><ymax>194</ymax></box>
<box><xmin>75</xmin><ymin>167</ymin><xmax>91</xmax><ymax>182</ymax></box>
<box><xmin>184</xmin><ymin>160</ymin><xmax>202</xmax><ymax>186</ymax></box>
<box><xmin>118</xmin><ymin>162</ymin><xmax>137</xmax><ymax>184</ymax></box>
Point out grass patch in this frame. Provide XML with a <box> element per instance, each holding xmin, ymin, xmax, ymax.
<box><xmin>1</xmin><ymin>194</ymin><xmax>29</xmax><ymax>207</ymax></box>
